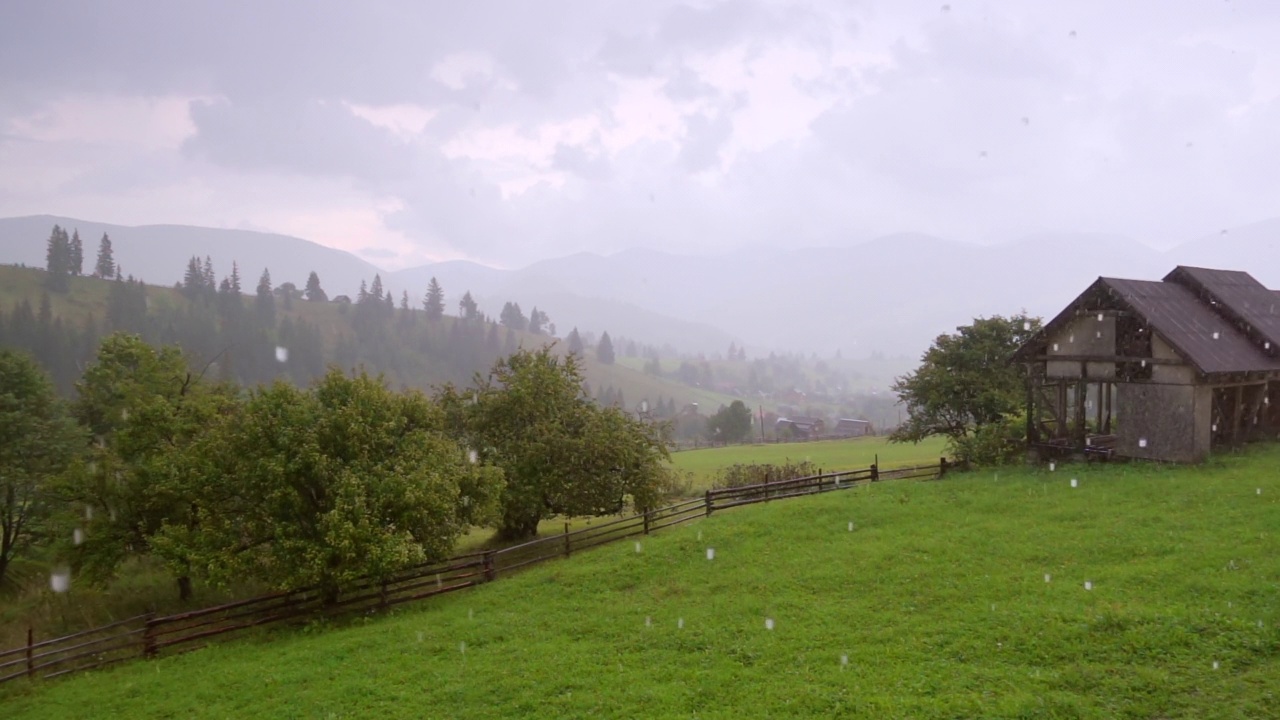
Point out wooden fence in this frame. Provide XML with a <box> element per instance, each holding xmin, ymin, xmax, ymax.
<box><xmin>0</xmin><ymin>458</ymin><xmax>951</xmax><ymax>686</ymax></box>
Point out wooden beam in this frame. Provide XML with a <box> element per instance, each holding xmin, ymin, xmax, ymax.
<box><xmin>1032</xmin><ymin>354</ymin><xmax>1182</xmax><ymax>365</ymax></box>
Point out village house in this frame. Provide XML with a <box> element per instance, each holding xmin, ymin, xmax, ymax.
<box><xmin>1012</xmin><ymin>266</ymin><xmax>1280</xmax><ymax>463</ymax></box>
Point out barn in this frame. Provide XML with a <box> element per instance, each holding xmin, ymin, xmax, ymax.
<box><xmin>1012</xmin><ymin>266</ymin><xmax>1280</xmax><ymax>463</ymax></box>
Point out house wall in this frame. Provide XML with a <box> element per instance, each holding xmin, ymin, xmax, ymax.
<box><xmin>1115</xmin><ymin>383</ymin><xmax>1208</xmax><ymax>462</ymax></box>
<box><xmin>1151</xmin><ymin>335</ymin><xmax>1196</xmax><ymax>384</ymax></box>
<box><xmin>1045</xmin><ymin>315</ymin><xmax>1116</xmax><ymax>379</ymax></box>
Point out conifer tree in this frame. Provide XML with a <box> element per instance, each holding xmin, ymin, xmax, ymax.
<box><xmin>69</xmin><ymin>229</ymin><xmax>83</xmax><ymax>275</ymax></box>
<box><xmin>459</xmin><ymin>291</ymin><xmax>479</xmax><ymax>321</ymax></box>
<box><xmin>566</xmin><ymin>327</ymin><xmax>584</xmax><ymax>356</ymax></box>
<box><xmin>424</xmin><ymin>277</ymin><xmax>445</xmax><ymax>320</ymax></box>
<box><xmin>44</xmin><ymin>225</ymin><xmax>71</xmax><ymax>292</ymax></box>
<box><xmin>255</xmin><ymin>268</ymin><xmax>275</xmax><ymax>327</ymax></box>
<box><xmin>597</xmin><ymin>331</ymin><xmax>616</xmax><ymax>365</ymax></box>
<box><xmin>304</xmin><ymin>271</ymin><xmax>327</xmax><ymax>302</ymax></box>
<box><xmin>94</xmin><ymin>233</ymin><xmax>116</xmax><ymax>278</ymax></box>
<box><xmin>230</xmin><ymin>262</ymin><xmax>242</xmax><ymax>294</ymax></box>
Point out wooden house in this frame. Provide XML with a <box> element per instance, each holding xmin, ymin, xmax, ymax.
<box><xmin>834</xmin><ymin>418</ymin><xmax>873</xmax><ymax>437</ymax></box>
<box><xmin>775</xmin><ymin>416</ymin><xmax>826</xmax><ymax>439</ymax></box>
<box><xmin>1012</xmin><ymin>266</ymin><xmax>1280</xmax><ymax>463</ymax></box>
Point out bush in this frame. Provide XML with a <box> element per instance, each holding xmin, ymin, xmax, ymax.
<box><xmin>713</xmin><ymin>459</ymin><xmax>819</xmax><ymax>490</ymax></box>
<box><xmin>949</xmin><ymin>414</ymin><xmax>1026</xmax><ymax>468</ymax></box>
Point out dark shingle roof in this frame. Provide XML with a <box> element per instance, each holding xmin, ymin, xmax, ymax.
<box><xmin>1101</xmin><ymin>277</ymin><xmax>1280</xmax><ymax>375</ymax></box>
<box><xmin>1164</xmin><ymin>266</ymin><xmax>1280</xmax><ymax>354</ymax></box>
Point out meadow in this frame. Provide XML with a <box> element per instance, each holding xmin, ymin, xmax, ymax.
<box><xmin>671</xmin><ymin>435</ymin><xmax>949</xmax><ymax>488</ymax></box>
<box><xmin>5</xmin><ymin>446</ymin><xmax>1278</xmax><ymax>718</ymax></box>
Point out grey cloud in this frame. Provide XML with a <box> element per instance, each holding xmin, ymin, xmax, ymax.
<box><xmin>678</xmin><ymin>112</ymin><xmax>733</xmax><ymax>172</ymax></box>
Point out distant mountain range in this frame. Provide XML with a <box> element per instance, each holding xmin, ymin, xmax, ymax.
<box><xmin>3</xmin><ymin>214</ymin><xmax>1278</xmax><ymax>357</ymax></box>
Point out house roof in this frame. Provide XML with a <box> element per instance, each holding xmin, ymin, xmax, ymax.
<box><xmin>1102</xmin><ymin>277</ymin><xmax>1280</xmax><ymax>375</ymax></box>
<box><xmin>1013</xmin><ymin>267</ymin><xmax>1280</xmax><ymax>376</ymax></box>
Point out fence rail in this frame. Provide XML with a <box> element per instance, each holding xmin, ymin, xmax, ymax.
<box><xmin>0</xmin><ymin>458</ymin><xmax>950</xmax><ymax>687</ymax></box>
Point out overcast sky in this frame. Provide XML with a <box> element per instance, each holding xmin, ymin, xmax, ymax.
<box><xmin>2</xmin><ymin>0</ymin><xmax>1278</xmax><ymax>269</ymax></box>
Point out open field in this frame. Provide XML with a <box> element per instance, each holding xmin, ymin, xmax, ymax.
<box><xmin>6</xmin><ymin>447</ymin><xmax>1278</xmax><ymax>718</ymax></box>
<box><xmin>671</xmin><ymin>435</ymin><xmax>949</xmax><ymax>488</ymax></box>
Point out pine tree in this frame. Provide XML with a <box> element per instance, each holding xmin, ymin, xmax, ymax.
<box><xmin>183</xmin><ymin>256</ymin><xmax>205</xmax><ymax>298</ymax></box>
<box><xmin>499</xmin><ymin>301</ymin><xmax>528</xmax><ymax>331</ymax></box>
<box><xmin>370</xmin><ymin>274</ymin><xmax>385</xmax><ymax>304</ymax></box>
<box><xmin>94</xmin><ymin>233</ymin><xmax>115</xmax><ymax>278</ymax></box>
<box><xmin>255</xmin><ymin>268</ymin><xmax>275</xmax><ymax>326</ymax></box>
<box><xmin>304</xmin><ymin>271</ymin><xmax>327</xmax><ymax>302</ymax></box>
<box><xmin>357</xmin><ymin>280</ymin><xmax>369</xmax><ymax>305</ymax></box>
<box><xmin>566</xmin><ymin>327</ymin><xmax>584</xmax><ymax>356</ymax></box>
<box><xmin>597</xmin><ymin>331</ymin><xmax>616</xmax><ymax>365</ymax></box>
<box><xmin>424</xmin><ymin>277</ymin><xmax>445</xmax><ymax>320</ymax></box>
<box><xmin>44</xmin><ymin>225</ymin><xmax>71</xmax><ymax>293</ymax></box>
<box><xmin>69</xmin><ymin>229</ymin><xmax>83</xmax><ymax>275</ymax></box>
<box><xmin>230</xmin><ymin>262</ymin><xmax>242</xmax><ymax>294</ymax></box>
<box><xmin>528</xmin><ymin>306</ymin><xmax>544</xmax><ymax>335</ymax></box>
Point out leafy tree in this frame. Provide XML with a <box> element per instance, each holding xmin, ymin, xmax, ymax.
<box><xmin>0</xmin><ymin>351</ymin><xmax>83</xmax><ymax>586</ymax></box>
<box><xmin>597</xmin><ymin>331</ymin><xmax>616</xmax><ymax>365</ymax></box>
<box><xmin>255</xmin><ymin>269</ymin><xmax>275</xmax><ymax>327</ymax></box>
<box><xmin>44</xmin><ymin>225</ymin><xmax>71</xmax><ymax>293</ymax></box>
<box><xmin>528</xmin><ymin>307</ymin><xmax>550</xmax><ymax>335</ymax></box>
<box><xmin>304</xmin><ymin>271</ymin><xmax>327</xmax><ymax>302</ymax></box>
<box><xmin>499</xmin><ymin>301</ymin><xmax>527</xmax><ymax>331</ymax></box>
<box><xmin>94</xmin><ymin>234</ymin><xmax>116</xmax><ymax>278</ymax></box>
<box><xmin>64</xmin><ymin>334</ymin><xmax>239</xmax><ymax>597</ymax></box>
<box><xmin>156</xmin><ymin>370</ymin><xmax>503</xmax><ymax>598</ymax></box>
<box><xmin>68</xmin><ymin>230</ymin><xmax>83</xmax><ymax>276</ymax></box>
<box><xmin>459</xmin><ymin>291</ymin><xmax>479</xmax><ymax>321</ymax></box>
<box><xmin>424</xmin><ymin>277</ymin><xmax>445</xmax><ymax>320</ymax></box>
<box><xmin>566</xmin><ymin>327</ymin><xmax>584</xmax><ymax>357</ymax></box>
<box><xmin>707</xmin><ymin>400</ymin><xmax>753</xmax><ymax>444</ymax></box>
<box><xmin>441</xmin><ymin>347</ymin><xmax>673</xmax><ymax>540</ymax></box>
<box><xmin>889</xmin><ymin>314</ymin><xmax>1041</xmax><ymax>459</ymax></box>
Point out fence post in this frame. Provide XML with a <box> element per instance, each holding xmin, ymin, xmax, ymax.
<box><xmin>563</xmin><ymin>522</ymin><xmax>571</xmax><ymax>558</ymax></box>
<box><xmin>25</xmin><ymin>627</ymin><xmax>33</xmax><ymax>679</ymax></box>
<box><xmin>870</xmin><ymin>463</ymin><xmax>879</xmax><ymax>482</ymax></box>
<box><xmin>705</xmin><ymin>490</ymin><xmax>713</xmax><ymax>516</ymax></box>
<box><xmin>483</xmin><ymin>551</ymin><xmax>495</xmax><ymax>582</ymax></box>
<box><xmin>142</xmin><ymin>613</ymin><xmax>157</xmax><ymax>659</ymax></box>
<box><xmin>643</xmin><ymin>510</ymin><xmax>651</xmax><ymax>535</ymax></box>
<box><xmin>764</xmin><ymin>470</ymin><xmax>771</xmax><ymax>502</ymax></box>
<box><xmin>380</xmin><ymin>580</ymin><xmax>389</xmax><ymax>607</ymax></box>
<box><xmin>939</xmin><ymin>457</ymin><xmax>949</xmax><ymax>478</ymax></box>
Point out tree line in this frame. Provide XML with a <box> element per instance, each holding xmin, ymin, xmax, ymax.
<box><xmin>0</xmin><ymin>339</ymin><xmax>675</xmax><ymax>601</ymax></box>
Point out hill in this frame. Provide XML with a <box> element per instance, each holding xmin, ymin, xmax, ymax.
<box><xmin>0</xmin><ymin>264</ymin><xmax>741</xmax><ymax>414</ymax></box>
<box><xmin>6</xmin><ymin>448</ymin><xmax>1278</xmax><ymax>718</ymax></box>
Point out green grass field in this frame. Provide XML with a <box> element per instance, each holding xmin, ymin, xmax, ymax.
<box><xmin>6</xmin><ymin>447</ymin><xmax>1279</xmax><ymax>718</ymax></box>
<box><xmin>671</xmin><ymin>436</ymin><xmax>949</xmax><ymax>488</ymax></box>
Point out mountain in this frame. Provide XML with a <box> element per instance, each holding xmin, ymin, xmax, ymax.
<box><xmin>1170</xmin><ymin>218</ymin><xmax>1280</xmax><ymax>288</ymax></box>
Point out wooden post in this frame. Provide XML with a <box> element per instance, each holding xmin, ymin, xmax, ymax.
<box><xmin>870</xmin><ymin>462</ymin><xmax>879</xmax><ymax>483</ymax></box>
<box><xmin>563</xmin><ymin>522</ymin><xmax>571</xmax><ymax>558</ymax></box>
<box><xmin>1025</xmin><ymin>368</ymin><xmax>1035</xmax><ymax>444</ymax></box>
<box><xmin>764</xmin><ymin>469</ymin><xmax>771</xmax><ymax>502</ymax></box>
<box><xmin>1232</xmin><ymin>385</ymin><xmax>1245</xmax><ymax>447</ymax></box>
<box><xmin>643</xmin><ymin>510</ymin><xmax>651</xmax><ymax>535</ymax></box>
<box><xmin>939</xmin><ymin>457</ymin><xmax>949</xmax><ymax>478</ymax></box>
<box><xmin>483</xmin><ymin>551</ymin><xmax>495</xmax><ymax>582</ymax></box>
<box><xmin>380</xmin><ymin>581</ymin><xmax>389</xmax><ymax>607</ymax></box>
<box><xmin>705</xmin><ymin>490</ymin><xmax>713</xmax><ymax>516</ymax></box>
<box><xmin>142</xmin><ymin>613</ymin><xmax>157</xmax><ymax>659</ymax></box>
<box><xmin>25</xmin><ymin>627</ymin><xmax>33</xmax><ymax>678</ymax></box>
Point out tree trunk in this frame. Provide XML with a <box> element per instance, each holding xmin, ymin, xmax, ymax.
<box><xmin>496</xmin><ymin>512</ymin><xmax>542</xmax><ymax>542</ymax></box>
<box><xmin>177</xmin><ymin>575</ymin><xmax>192</xmax><ymax>601</ymax></box>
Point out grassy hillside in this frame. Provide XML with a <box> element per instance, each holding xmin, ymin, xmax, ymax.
<box><xmin>671</xmin><ymin>436</ymin><xmax>949</xmax><ymax>489</ymax></box>
<box><xmin>6</xmin><ymin>448</ymin><xmax>1279</xmax><ymax>718</ymax></box>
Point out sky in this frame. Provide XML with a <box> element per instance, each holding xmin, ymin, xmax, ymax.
<box><xmin>1</xmin><ymin>0</ymin><xmax>1278</xmax><ymax>270</ymax></box>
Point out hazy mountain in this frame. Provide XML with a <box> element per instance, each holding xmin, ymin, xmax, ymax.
<box><xmin>4</xmin><ymin>213</ymin><xmax>1277</xmax><ymax>359</ymax></box>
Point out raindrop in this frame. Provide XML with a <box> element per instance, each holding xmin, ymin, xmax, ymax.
<box><xmin>635</xmin><ymin>542</ymin><xmax>642</xmax><ymax>553</ymax></box>
<box><xmin>706</xmin><ymin>548</ymin><xmax>716</xmax><ymax>561</ymax></box>
<box><xmin>1049</xmin><ymin>462</ymin><xmax>1056</xmax><ymax>472</ymax></box>
<box><xmin>841</xmin><ymin>654</ymin><xmax>849</xmax><ymax>668</ymax></box>
<box><xmin>467</xmin><ymin>449</ymin><xmax>478</xmax><ymax>464</ymax></box>
<box><xmin>1070</xmin><ymin>478</ymin><xmax>1078</xmax><ymax>488</ymax></box>
<box><xmin>1212</xmin><ymin>332</ymin><xmax>1220</xmax><ymax>340</ymax></box>
<box><xmin>1257</xmin><ymin>488</ymin><xmax>1262</xmax><ymax>495</ymax></box>
<box><xmin>1212</xmin><ymin>660</ymin><xmax>1219</xmax><ymax>670</ymax></box>
<box><xmin>979</xmin><ymin>150</ymin><xmax>988</xmax><ymax>158</ymax></box>
<box><xmin>848</xmin><ymin>521</ymin><xmax>854</xmax><ymax>532</ymax></box>
<box><xmin>84</xmin><ymin>505</ymin><xmax>93</xmax><ymax>520</ymax></box>
<box><xmin>50</xmin><ymin>567</ymin><xmax>71</xmax><ymax>593</ymax></box>
<box><xmin>1084</xmin><ymin>581</ymin><xmax>1093</xmax><ymax>591</ymax></box>
<box><xmin>120</xmin><ymin>408</ymin><xmax>130</xmax><ymax>421</ymax></box>
<box><xmin>677</xmin><ymin>618</ymin><xmax>684</xmax><ymax>629</ymax></box>
<box><xmin>1053</xmin><ymin>343</ymin><xmax>1059</xmax><ymax>352</ymax></box>
<box><xmin>697</xmin><ymin>530</ymin><xmax>702</xmax><ymax>541</ymax></box>
<box><xmin>468</xmin><ymin>609</ymin><xmax>473</xmax><ymax>620</ymax></box>
<box><xmin>1044</xmin><ymin>573</ymin><xmax>1052</xmax><ymax>583</ymax></box>
<box><xmin>991</xmin><ymin>603</ymin><xmax>996</xmax><ymax>612</ymax></box>
<box><xmin>1021</xmin><ymin>116</ymin><xmax>1030</xmax><ymax>126</ymax></box>
<box><xmin>436</xmin><ymin>574</ymin><xmax>442</xmax><ymax>589</ymax></box>
<box><xmin>645</xmin><ymin>616</ymin><xmax>652</xmax><ymax>628</ymax></box>
<box><xmin>460</xmin><ymin>641</ymin><xmax>467</xmax><ymax>655</ymax></box>
<box><xmin>1139</xmin><ymin>438</ymin><xmax>1148</xmax><ymax>448</ymax></box>
<box><xmin>73</xmin><ymin>528</ymin><xmax>84</xmax><ymax>546</ymax></box>
<box><xmin>417</xmin><ymin>631</ymin><xmax>424</xmax><ymax>642</ymax></box>
<box><xmin>275</xmin><ymin>346</ymin><xmax>289</xmax><ymax>363</ymax></box>
<box><xmin>764</xmin><ymin>618</ymin><xmax>775</xmax><ymax>631</ymax></box>
<box><xmin>1097</xmin><ymin>313</ymin><xmax>1104</xmax><ymax>322</ymax></box>
<box><xmin>1212</xmin><ymin>424</ymin><xmax>1218</xmax><ymax>432</ymax></box>
<box><xmin>1023</xmin><ymin>321</ymin><xmax>1031</xmax><ymax>331</ymax></box>
<box><xmin>1068</xmin><ymin>29</ymin><xmax>1077</xmax><ymax>37</ymax></box>
<box><xmin>1186</xmin><ymin>141</ymin><xmax>1194</xmax><ymax>148</ymax></box>
<box><xmin>941</xmin><ymin>3</ymin><xmax>950</xmax><ymax>11</ymax></box>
